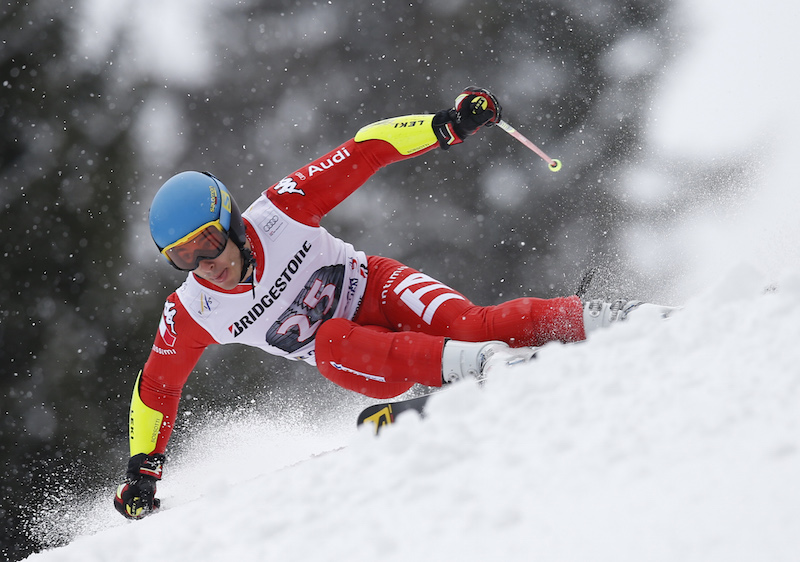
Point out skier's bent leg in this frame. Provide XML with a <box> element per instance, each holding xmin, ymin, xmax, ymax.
<box><xmin>315</xmin><ymin>319</ymin><xmax>445</xmax><ymax>399</ymax></box>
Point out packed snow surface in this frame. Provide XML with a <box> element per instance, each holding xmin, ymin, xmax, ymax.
<box><xmin>26</xmin><ymin>264</ymin><xmax>800</xmax><ymax>561</ymax></box>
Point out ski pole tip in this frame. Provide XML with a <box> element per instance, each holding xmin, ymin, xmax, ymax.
<box><xmin>549</xmin><ymin>159</ymin><xmax>562</xmax><ymax>172</ymax></box>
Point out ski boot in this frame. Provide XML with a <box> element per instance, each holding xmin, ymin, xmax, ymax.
<box><xmin>441</xmin><ymin>340</ymin><xmax>539</xmax><ymax>383</ymax></box>
<box><xmin>582</xmin><ymin>299</ymin><xmax>677</xmax><ymax>334</ymax></box>
<box><xmin>441</xmin><ymin>340</ymin><xmax>509</xmax><ymax>384</ymax></box>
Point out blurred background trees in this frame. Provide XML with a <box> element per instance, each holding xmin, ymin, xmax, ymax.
<box><xmin>1</xmin><ymin>0</ymin><xmax>683</xmax><ymax>558</ymax></box>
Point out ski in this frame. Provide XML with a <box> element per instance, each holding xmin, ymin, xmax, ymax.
<box><xmin>357</xmin><ymin>393</ymin><xmax>433</xmax><ymax>435</ymax></box>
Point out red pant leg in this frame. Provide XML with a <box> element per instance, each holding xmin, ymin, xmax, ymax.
<box><xmin>355</xmin><ymin>256</ymin><xmax>586</xmax><ymax>346</ymax></box>
<box><xmin>440</xmin><ymin>296</ymin><xmax>587</xmax><ymax>347</ymax></box>
<box><xmin>315</xmin><ymin>320</ymin><xmax>444</xmax><ymax>398</ymax></box>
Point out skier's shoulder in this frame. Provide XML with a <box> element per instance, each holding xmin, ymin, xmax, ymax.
<box><xmin>244</xmin><ymin>188</ymin><xmax>312</xmax><ymax>228</ymax></box>
<box><xmin>242</xmin><ymin>187</ymin><xmax>270</xmax><ymax>211</ymax></box>
<box><xmin>241</xmin><ymin>189</ymin><xmax>325</xmax><ymax>246</ymax></box>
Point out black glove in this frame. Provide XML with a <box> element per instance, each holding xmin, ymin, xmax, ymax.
<box><xmin>433</xmin><ymin>87</ymin><xmax>502</xmax><ymax>149</ymax></box>
<box><xmin>113</xmin><ymin>453</ymin><xmax>165</xmax><ymax>519</ymax></box>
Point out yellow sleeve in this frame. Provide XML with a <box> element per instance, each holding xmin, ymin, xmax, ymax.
<box><xmin>354</xmin><ymin>114</ymin><xmax>438</xmax><ymax>155</ymax></box>
<box><xmin>128</xmin><ymin>371</ymin><xmax>164</xmax><ymax>457</ymax></box>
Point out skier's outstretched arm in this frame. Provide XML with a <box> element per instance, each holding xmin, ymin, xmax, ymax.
<box><xmin>267</xmin><ymin>87</ymin><xmax>502</xmax><ymax>226</ymax></box>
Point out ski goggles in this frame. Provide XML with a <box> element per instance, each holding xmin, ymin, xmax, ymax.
<box><xmin>160</xmin><ymin>219</ymin><xmax>229</xmax><ymax>271</ymax></box>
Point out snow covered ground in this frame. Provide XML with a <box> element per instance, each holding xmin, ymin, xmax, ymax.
<box><xmin>23</xmin><ymin>264</ymin><xmax>800</xmax><ymax>561</ymax></box>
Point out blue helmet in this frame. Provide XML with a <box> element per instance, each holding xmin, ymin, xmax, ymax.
<box><xmin>149</xmin><ymin>171</ymin><xmax>248</xmax><ymax>268</ymax></box>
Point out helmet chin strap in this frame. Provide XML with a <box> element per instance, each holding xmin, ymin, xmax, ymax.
<box><xmin>238</xmin><ymin>247</ymin><xmax>255</xmax><ymax>282</ymax></box>
<box><xmin>238</xmin><ymin>246</ymin><xmax>257</xmax><ymax>297</ymax></box>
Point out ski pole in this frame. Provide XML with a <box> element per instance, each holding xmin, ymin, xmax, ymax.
<box><xmin>496</xmin><ymin>120</ymin><xmax>562</xmax><ymax>172</ymax></box>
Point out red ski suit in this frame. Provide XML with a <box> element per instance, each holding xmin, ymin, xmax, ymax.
<box><xmin>137</xmin><ymin>120</ymin><xmax>586</xmax><ymax>455</ymax></box>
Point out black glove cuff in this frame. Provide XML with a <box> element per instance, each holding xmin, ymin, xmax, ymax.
<box><xmin>432</xmin><ymin>109</ymin><xmax>462</xmax><ymax>150</ymax></box>
<box><xmin>126</xmin><ymin>453</ymin><xmax>165</xmax><ymax>481</ymax></box>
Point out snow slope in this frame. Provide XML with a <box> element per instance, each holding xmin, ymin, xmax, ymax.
<box><xmin>24</xmin><ymin>264</ymin><xmax>800</xmax><ymax>561</ymax></box>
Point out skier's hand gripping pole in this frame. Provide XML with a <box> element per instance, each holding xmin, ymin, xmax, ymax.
<box><xmin>497</xmin><ymin>120</ymin><xmax>562</xmax><ymax>172</ymax></box>
<box><xmin>432</xmin><ymin>86</ymin><xmax>560</xmax><ymax>172</ymax></box>
<box><xmin>433</xmin><ymin>87</ymin><xmax>502</xmax><ymax>149</ymax></box>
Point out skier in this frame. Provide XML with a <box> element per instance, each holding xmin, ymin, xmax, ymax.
<box><xmin>114</xmin><ymin>87</ymin><xmax>666</xmax><ymax>519</ymax></box>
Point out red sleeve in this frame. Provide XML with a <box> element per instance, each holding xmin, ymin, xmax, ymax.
<box><xmin>266</xmin><ymin>137</ymin><xmax>435</xmax><ymax>226</ymax></box>
<box><xmin>140</xmin><ymin>293</ymin><xmax>217</xmax><ymax>454</ymax></box>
